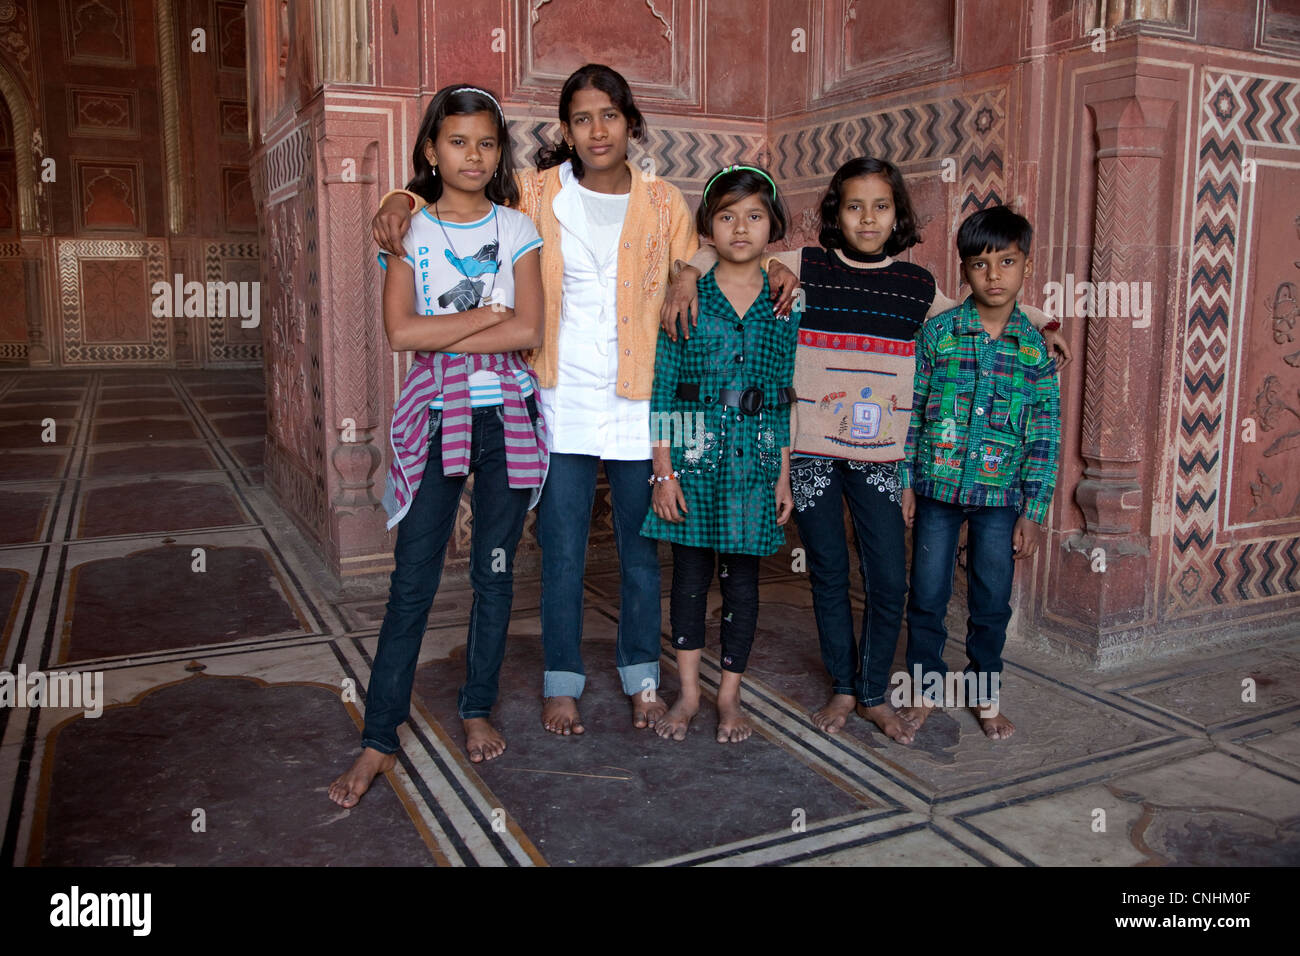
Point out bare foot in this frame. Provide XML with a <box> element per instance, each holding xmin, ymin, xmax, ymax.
<box><xmin>856</xmin><ymin>702</ymin><xmax>917</xmax><ymax>745</ymax></box>
<box><xmin>975</xmin><ymin>704</ymin><xmax>1015</xmax><ymax>740</ymax></box>
<box><xmin>631</xmin><ymin>688</ymin><xmax>668</xmax><ymax>729</ymax></box>
<box><xmin>716</xmin><ymin>693</ymin><xmax>753</xmax><ymax>743</ymax></box>
<box><xmin>655</xmin><ymin>695</ymin><xmax>699</xmax><ymax>741</ymax></box>
<box><xmin>897</xmin><ymin>702</ymin><xmax>938</xmax><ymax>733</ymax></box>
<box><xmin>541</xmin><ymin>696</ymin><xmax>585</xmax><ymax>736</ymax></box>
<box><xmin>812</xmin><ymin>693</ymin><xmax>856</xmax><ymax>734</ymax></box>
<box><xmin>464</xmin><ymin>717</ymin><xmax>507</xmax><ymax>763</ymax></box>
<box><xmin>328</xmin><ymin>747</ymin><xmax>396</xmax><ymax>808</ymax></box>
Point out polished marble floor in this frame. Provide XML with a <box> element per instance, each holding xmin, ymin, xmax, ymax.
<box><xmin>2</xmin><ymin>368</ymin><xmax>1298</xmax><ymax>867</ymax></box>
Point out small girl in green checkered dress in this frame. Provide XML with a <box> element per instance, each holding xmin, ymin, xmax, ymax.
<box><xmin>641</xmin><ymin>165</ymin><xmax>799</xmax><ymax>744</ymax></box>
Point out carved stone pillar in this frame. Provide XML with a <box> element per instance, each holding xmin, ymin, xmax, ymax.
<box><xmin>314</xmin><ymin>0</ymin><xmax>371</xmax><ymax>85</ymax></box>
<box><xmin>1096</xmin><ymin>0</ymin><xmax>1184</xmax><ymax>29</ymax></box>
<box><xmin>23</xmin><ymin>258</ymin><xmax>49</xmax><ymax>365</ymax></box>
<box><xmin>1071</xmin><ymin>79</ymin><xmax>1177</xmax><ymax>561</ymax></box>
<box><xmin>155</xmin><ymin>0</ymin><xmax>186</xmax><ymax>235</ymax></box>
<box><xmin>318</xmin><ymin>128</ymin><xmax>385</xmax><ymax>565</ymax></box>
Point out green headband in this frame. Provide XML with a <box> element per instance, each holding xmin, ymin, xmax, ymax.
<box><xmin>702</xmin><ymin>164</ymin><xmax>778</xmax><ymax>202</ymax></box>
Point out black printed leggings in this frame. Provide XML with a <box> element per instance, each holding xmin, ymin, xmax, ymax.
<box><xmin>668</xmin><ymin>543</ymin><xmax>761</xmax><ymax>673</ymax></box>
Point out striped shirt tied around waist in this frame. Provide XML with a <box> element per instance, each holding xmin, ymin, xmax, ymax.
<box><xmin>386</xmin><ymin>350</ymin><xmax>549</xmax><ymax>529</ymax></box>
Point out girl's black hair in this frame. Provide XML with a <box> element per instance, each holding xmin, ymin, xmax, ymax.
<box><xmin>406</xmin><ymin>84</ymin><xmax>519</xmax><ymax>207</ymax></box>
<box><xmin>695</xmin><ymin>166</ymin><xmax>788</xmax><ymax>243</ymax></box>
<box><xmin>818</xmin><ymin>156</ymin><xmax>920</xmax><ymax>255</ymax></box>
<box><xmin>534</xmin><ymin>64</ymin><xmax>646</xmax><ymax>178</ymax></box>
<box><xmin>957</xmin><ymin>205</ymin><xmax>1033</xmax><ymax>259</ymax></box>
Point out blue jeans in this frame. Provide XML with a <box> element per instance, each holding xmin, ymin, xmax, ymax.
<box><xmin>535</xmin><ymin>454</ymin><xmax>661</xmax><ymax>699</ymax></box>
<box><xmin>362</xmin><ymin>404</ymin><xmax>533</xmax><ymax>753</ymax></box>
<box><xmin>905</xmin><ymin>494</ymin><xmax>1018</xmax><ymax>703</ymax></box>
<box><xmin>791</xmin><ymin>459</ymin><xmax>907</xmax><ymax>706</ymax></box>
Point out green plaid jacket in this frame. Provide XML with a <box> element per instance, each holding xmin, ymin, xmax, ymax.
<box><xmin>640</xmin><ymin>267</ymin><xmax>800</xmax><ymax>554</ymax></box>
<box><xmin>899</xmin><ymin>297</ymin><xmax>1061</xmax><ymax>523</ymax></box>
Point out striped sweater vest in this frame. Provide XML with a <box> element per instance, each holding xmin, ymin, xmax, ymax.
<box><xmin>385</xmin><ymin>350</ymin><xmax>549</xmax><ymax>530</ymax></box>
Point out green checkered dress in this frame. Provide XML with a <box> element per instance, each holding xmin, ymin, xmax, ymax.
<box><xmin>640</xmin><ymin>267</ymin><xmax>800</xmax><ymax>555</ymax></box>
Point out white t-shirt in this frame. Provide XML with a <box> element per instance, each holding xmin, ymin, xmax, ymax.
<box><xmin>379</xmin><ymin>203</ymin><xmax>542</xmax><ymax>402</ymax></box>
<box><xmin>540</xmin><ymin>164</ymin><xmax>649</xmax><ymax>459</ymax></box>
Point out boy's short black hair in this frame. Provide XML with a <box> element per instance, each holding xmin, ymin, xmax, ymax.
<box><xmin>957</xmin><ymin>205</ymin><xmax>1033</xmax><ymax>259</ymax></box>
<box><xmin>695</xmin><ymin>165</ymin><xmax>788</xmax><ymax>242</ymax></box>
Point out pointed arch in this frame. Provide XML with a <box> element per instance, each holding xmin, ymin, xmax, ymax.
<box><xmin>0</xmin><ymin>62</ymin><xmax>35</xmax><ymax>232</ymax></box>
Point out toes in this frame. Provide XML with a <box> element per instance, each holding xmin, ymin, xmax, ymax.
<box><xmin>469</xmin><ymin>747</ymin><xmax>483</xmax><ymax>763</ymax></box>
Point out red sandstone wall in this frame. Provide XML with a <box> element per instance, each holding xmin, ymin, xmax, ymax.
<box><xmin>241</xmin><ymin>0</ymin><xmax>1300</xmax><ymax>656</ymax></box>
<box><xmin>0</xmin><ymin>0</ymin><xmax>257</xmax><ymax>368</ymax></box>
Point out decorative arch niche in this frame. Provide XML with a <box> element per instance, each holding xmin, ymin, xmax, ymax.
<box><xmin>0</xmin><ymin>63</ymin><xmax>36</xmax><ymax>232</ymax></box>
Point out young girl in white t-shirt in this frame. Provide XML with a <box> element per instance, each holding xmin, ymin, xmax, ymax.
<box><xmin>329</xmin><ymin>85</ymin><xmax>546</xmax><ymax>808</ymax></box>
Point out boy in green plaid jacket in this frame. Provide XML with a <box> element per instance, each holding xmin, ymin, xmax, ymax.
<box><xmin>898</xmin><ymin>206</ymin><xmax>1061</xmax><ymax>741</ymax></box>
<box><xmin>642</xmin><ymin>166</ymin><xmax>797</xmax><ymax>745</ymax></box>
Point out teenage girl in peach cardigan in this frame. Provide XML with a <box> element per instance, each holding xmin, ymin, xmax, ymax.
<box><xmin>372</xmin><ymin>64</ymin><xmax>698</xmax><ymax>741</ymax></box>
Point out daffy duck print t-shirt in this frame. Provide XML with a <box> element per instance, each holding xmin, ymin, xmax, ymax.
<box><xmin>379</xmin><ymin>203</ymin><xmax>542</xmax><ymax>397</ymax></box>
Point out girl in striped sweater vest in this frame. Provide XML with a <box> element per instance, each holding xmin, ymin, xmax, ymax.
<box><xmin>665</xmin><ymin>157</ymin><xmax>1069</xmax><ymax>745</ymax></box>
<box><xmin>330</xmin><ymin>85</ymin><xmax>547</xmax><ymax>808</ymax></box>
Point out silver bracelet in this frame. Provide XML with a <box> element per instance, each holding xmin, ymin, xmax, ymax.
<box><xmin>648</xmin><ymin>470</ymin><xmax>681</xmax><ymax>485</ymax></box>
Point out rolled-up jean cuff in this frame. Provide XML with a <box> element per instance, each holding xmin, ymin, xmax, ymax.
<box><xmin>832</xmin><ymin>683</ymin><xmax>856</xmax><ymax>696</ymax></box>
<box><xmin>618</xmin><ymin>660</ymin><xmax>660</xmax><ymax>697</ymax></box>
<box><xmin>858</xmin><ymin>694</ymin><xmax>886</xmax><ymax>707</ymax></box>
<box><xmin>458</xmin><ymin>708</ymin><xmax>491</xmax><ymax>720</ymax></box>
<box><xmin>360</xmin><ymin>736</ymin><xmax>399</xmax><ymax>756</ymax></box>
<box><xmin>543</xmin><ymin>670</ymin><xmax>586</xmax><ymax>700</ymax></box>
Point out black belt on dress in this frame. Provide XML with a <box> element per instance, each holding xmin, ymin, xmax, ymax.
<box><xmin>676</xmin><ymin>383</ymin><xmax>797</xmax><ymax>415</ymax></box>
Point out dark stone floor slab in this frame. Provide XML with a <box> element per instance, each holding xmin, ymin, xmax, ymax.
<box><xmin>98</xmin><ymin>385</ymin><xmax>178</xmax><ymax>399</ymax></box>
<box><xmin>86</xmin><ymin>444</ymin><xmax>221</xmax><ymax>477</ymax></box>
<box><xmin>414</xmin><ymin>636</ymin><xmax>869</xmax><ymax>866</ymax></box>
<box><xmin>0</xmin><ymin>451</ymin><xmax>69</xmax><ymax>481</ymax></box>
<box><xmin>227</xmin><ymin>439</ymin><xmax>265</xmax><ymax>470</ymax></box>
<box><xmin>0</xmin><ymin>568</ymin><xmax>24</xmax><ymax>650</ymax></box>
<box><xmin>0</xmin><ymin>490</ymin><xmax>51</xmax><ymax>544</ymax></box>
<box><xmin>66</xmin><ymin>545</ymin><xmax>304</xmax><ymax>660</ymax></box>
<box><xmin>94</xmin><ymin>399</ymin><xmax>187</xmax><ymax>418</ymax></box>
<box><xmin>36</xmin><ymin>677</ymin><xmax>437</xmax><ymax>867</ymax></box>
<box><xmin>93</xmin><ymin>418</ymin><xmax>199</xmax><ymax>443</ymax></box>
<box><xmin>210</xmin><ymin>412</ymin><xmax>268</xmax><ymax>438</ymax></box>
<box><xmin>97</xmin><ymin>370</ymin><xmax>170</xmax><ymax>383</ymax></box>
<box><xmin>198</xmin><ymin>395</ymin><xmax>267</xmax><ymax>414</ymax></box>
<box><xmin>3</xmin><ymin>388</ymin><xmax>85</xmax><ymax>403</ymax></box>
<box><xmin>0</xmin><ymin>403</ymin><xmax>81</xmax><ymax>421</ymax></box>
<box><xmin>0</xmin><ymin>421</ymin><xmax>75</xmax><ymax>449</ymax></box>
<box><xmin>9</xmin><ymin>374</ymin><xmax>90</xmax><ymax>386</ymax></box>
<box><xmin>184</xmin><ymin>382</ymin><xmax>264</xmax><ymax>397</ymax></box>
<box><xmin>78</xmin><ymin>478</ymin><xmax>247</xmax><ymax>537</ymax></box>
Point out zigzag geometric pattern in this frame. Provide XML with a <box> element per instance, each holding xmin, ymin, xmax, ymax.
<box><xmin>768</xmin><ymin>88</ymin><xmax>1007</xmax><ymax>212</ymax></box>
<box><xmin>262</xmin><ymin>123</ymin><xmax>312</xmax><ymax>200</ymax></box>
<box><xmin>57</xmin><ymin>240</ymin><xmax>169</xmax><ymax>364</ymax></box>
<box><xmin>507</xmin><ymin>88</ymin><xmax>1004</xmax><ymax>213</ymax></box>
<box><xmin>1172</xmin><ymin>71</ymin><xmax>1300</xmax><ymax>611</ymax></box>
<box><xmin>506</xmin><ymin>118</ymin><xmax>765</xmax><ymax>193</ymax></box>
<box><xmin>203</xmin><ymin>241</ymin><xmax>261</xmax><ymax>363</ymax></box>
